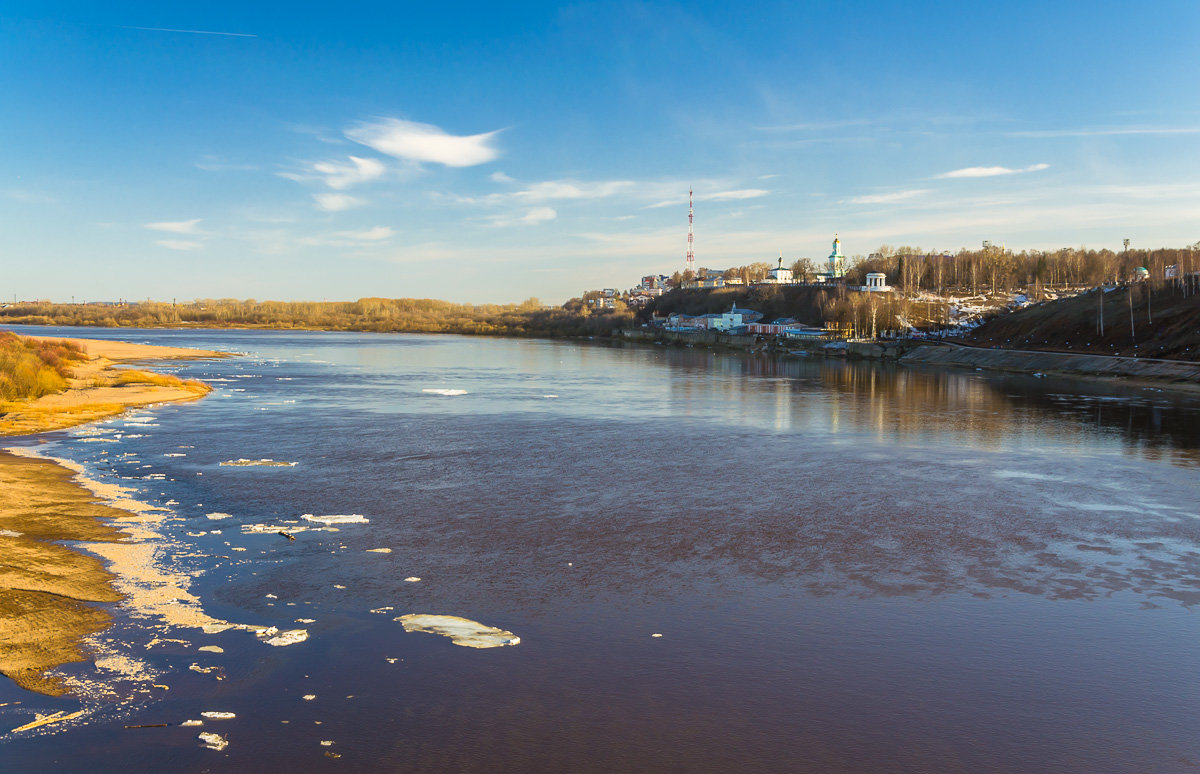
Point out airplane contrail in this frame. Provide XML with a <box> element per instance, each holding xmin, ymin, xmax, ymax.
<box><xmin>116</xmin><ymin>25</ymin><xmax>257</xmax><ymax>38</ymax></box>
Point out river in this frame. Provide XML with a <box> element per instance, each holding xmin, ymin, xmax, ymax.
<box><xmin>2</xmin><ymin>326</ymin><xmax>1199</xmax><ymax>772</ymax></box>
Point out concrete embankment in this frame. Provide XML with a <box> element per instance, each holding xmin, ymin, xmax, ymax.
<box><xmin>899</xmin><ymin>343</ymin><xmax>1200</xmax><ymax>385</ymax></box>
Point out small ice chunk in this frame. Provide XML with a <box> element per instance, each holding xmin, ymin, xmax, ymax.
<box><xmin>0</xmin><ymin>529</ymin><xmax>22</xmax><ymax>538</ymax></box>
<box><xmin>651</xmin><ymin>633</ymin><xmax>663</xmax><ymax>638</ymax></box>
<box><xmin>207</xmin><ymin>512</ymin><xmax>233</xmax><ymax>520</ymax></box>
<box><xmin>320</xmin><ymin>740</ymin><xmax>334</xmax><ymax>746</ymax></box>
<box><xmin>199</xmin><ymin>732</ymin><xmax>228</xmax><ymax>751</ymax></box>
<box><xmin>261</xmin><ymin>629</ymin><xmax>309</xmax><ymax>647</ymax></box>
<box><xmin>198</xmin><ymin>646</ymin><xmax>224</xmax><ymax>653</ymax></box>
<box><xmin>422</xmin><ymin>388</ymin><xmax>467</xmax><ymax>396</ymax></box>
<box><xmin>295</xmin><ymin>618</ymin><xmax>316</xmax><ymax>624</ymax></box>
<box><xmin>404</xmin><ymin>577</ymin><xmax>421</xmax><ymax>583</ymax></box>
<box><xmin>302</xmin><ymin>694</ymin><xmax>316</xmax><ymax>701</ymax></box>
<box><xmin>395</xmin><ymin>614</ymin><xmax>520</xmax><ymax>648</ymax></box>
<box><xmin>366</xmin><ymin>547</ymin><xmax>391</xmax><ymax>553</ymax></box>
<box><xmin>181</xmin><ymin>719</ymin><xmax>203</xmax><ymax>727</ymax></box>
<box><xmin>201</xmin><ymin>711</ymin><xmax>236</xmax><ymax>720</ymax></box>
<box><xmin>264</xmin><ymin>594</ymin><xmax>278</xmax><ymax>599</ymax></box>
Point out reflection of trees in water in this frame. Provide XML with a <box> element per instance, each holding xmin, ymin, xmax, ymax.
<box><xmin>657</xmin><ymin>348</ymin><xmax>1200</xmax><ymax>467</ymax></box>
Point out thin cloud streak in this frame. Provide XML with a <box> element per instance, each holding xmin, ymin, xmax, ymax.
<box><xmin>115</xmin><ymin>25</ymin><xmax>257</xmax><ymax>38</ymax></box>
<box><xmin>1007</xmin><ymin>127</ymin><xmax>1200</xmax><ymax>138</ymax></box>
<box><xmin>145</xmin><ymin>218</ymin><xmax>202</xmax><ymax>234</ymax></box>
<box><xmin>848</xmin><ymin>189</ymin><xmax>930</xmax><ymax>205</ymax></box>
<box><xmin>936</xmin><ymin>163</ymin><xmax>1049</xmax><ymax>179</ymax></box>
<box><xmin>155</xmin><ymin>239</ymin><xmax>203</xmax><ymax>251</ymax></box>
<box><xmin>313</xmin><ymin>193</ymin><xmax>365</xmax><ymax>211</ymax></box>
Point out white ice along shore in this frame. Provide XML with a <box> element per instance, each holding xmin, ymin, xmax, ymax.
<box><xmin>395</xmin><ymin>614</ymin><xmax>520</xmax><ymax>648</ymax></box>
<box><xmin>4</xmin><ymin>447</ymin><xmax>310</xmax><ymax>695</ymax></box>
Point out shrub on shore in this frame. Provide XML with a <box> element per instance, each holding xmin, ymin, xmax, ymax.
<box><xmin>0</xmin><ymin>333</ymin><xmax>85</xmax><ymax>402</ymax></box>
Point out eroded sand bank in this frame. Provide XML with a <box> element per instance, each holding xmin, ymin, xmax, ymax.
<box><xmin>0</xmin><ymin>335</ymin><xmax>227</xmax><ymax>437</ymax></box>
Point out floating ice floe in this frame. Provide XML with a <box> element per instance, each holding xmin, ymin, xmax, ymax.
<box><xmin>164</xmin><ymin>453</ymin><xmax>187</xmax><ymax>457</ymax></box>
<box><xmin>421</xmin><ymin>388</ymin><xmax>468</xmax><ymax>396</ymax></box>
<box><xmin>198</xmin><ymin>732</ymin><xmax>228</xmax><ymax>751</ymax></box>
<box><xmin>302</xmin><ymin>694</ymin><xmax>316</xmax><ymax>701</ymax></box>
<box><xmin>0</xmin><ymin>529</ymin><xmax>22</xmax><ymax>538</ymax></box>
<box><xmin>206</xmin><ymin>513</ymin><xmax>232</xmax><ymax>520</ymax></box>
<box><xmin>366</xmin><ymin>547</ymin><xmax>391</xmax><ymax>553</ymax></box>
<box><xmin>295</xmin><ymin>618</ymin><xmax>316</xmax><ymax>624</ymax></box>
<box><xmin>219</xmin><ymin>459</ymin><xmax>298</xmax><ymax>467</ymax></box>
<box><xmin>404</xmin><ymin>577</ymin><xmax>421</xmax><ymax>583</ymax></box>
<box><xmin>542</xmin><ymin>394</ymin><xmax>559</xmax><ymax>399</ymax></box>
<box><xmin>198</xmin><ymin>645</ymin><xmax>224</xmax><ymax>653</ymax></box>
<box><xmin>395</xmin><ymin>615</ymin><xmax>520</xmax><ymax>648</ymax></box>
<box><xmin>302</xmin><ymin>514</ymin><xmax>368</xmax><ymax>526</ymax></box>
<box><xmin>190</xmin><ymin>664</ymin><xmax>224</xmax><ymax>680</ymax></box>
<box><xmin>181</xmin><ymin>719</ymin><xmax>204</xmax><ymax>727</ymax></box>
<box><xmin>256</xmin><ymin>628</ymin><xmax>309</xmax><ymax>647</ymax></box>
<box><xmin>201</xmin><ymin>711</ymin><xmax>236</xmax><ymax>720</ymax></box>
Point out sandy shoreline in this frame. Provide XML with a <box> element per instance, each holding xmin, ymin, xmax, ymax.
<box><xmin>0</xmin><ymin>335</ymin><xmax>232</xmax><ymax>699</ymax></box>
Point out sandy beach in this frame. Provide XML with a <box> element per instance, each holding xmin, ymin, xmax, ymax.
<box><xmin>0</xmin><ymin>335</ymin><xmax>227</xmax><ymax>696</ymax></box>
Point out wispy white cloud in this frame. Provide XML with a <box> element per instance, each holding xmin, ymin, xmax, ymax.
<box><xmin>521</xmin><ymin>207</ymin><xmax>557</xmax><ymax>225</ymax></box>
<box><xmin>512</xmin><ymin>179</ymin><xmax>635</xmax><ymax>202</ymax></box>
<box><xmin>195</xmin><ymin>155</ymin><xmax>259</xmax><ymax>172</ymax></box>
<box><xmin>155</xmin><ymin>239</ymin><xmax>203</xmax><ymax>251</ymax></box>
<box><xmin>647</xmin><ymin>188</ymin><xmax>770</xmax><ymax>208</ymax></box>
<box><xmin>935</xmin><ymin>163</ymin><xmax>1049</xmax><ymax>179</ymax></box>
<box><xmin>489</xmin><ymin>207</ymin><xmax>558</xmax><ymax>227</ymax></box>
<box><xmin>490</xmin><ymin>171</ymin><xmax>515</xmax><ymax>183</ymax></box>
<box><xmin>755</xmin><ymin>118</ymin><xmax>875</xmax><ymax>132</ymax></box>
<box><xmin>280</xmin><ymin>156</ymin><xmax>387</xmax><ymax>190</ymax></box>
<box><xmin>4</xmin><ymin>190</ymin><xmax>56</xmax><ymax>204</ymax></box>
<box><xmin>1006</xmin><ymin>127</ymin><xmax>1200</xmax><ymax>138</ymax></box>
<box><xmin>313</xmin><ymin>193</ymin><xmax>365</xmax><ymax>211</ymax></box>
<box><xmin>707</xmin><ymin>188</ymin><xmax>769</xmax><ymax>202</ymax></box>
<box><xmin>145</xmin><ymin>218</ymin><xmax>202</xmax><ymax>234</ymax></box>
<box><xmin>333</xmin><ymin>226</ymin><xmax>394</xmax><ymax>241</ymax></box>
<box><xmin>848</xmin><ymin>189</ymin><xmax>930</xmax><ymax>205</ymax></box>
<box><xmin>346</xmin><ymin>118</ymin><xmax>501</xmax><ymax>167</ymax></box>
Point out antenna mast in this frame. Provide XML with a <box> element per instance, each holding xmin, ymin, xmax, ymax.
<box><xmin>686</xmin><ymin>188</ymin><xmax>695</xmax><ymax>275</ymax></box>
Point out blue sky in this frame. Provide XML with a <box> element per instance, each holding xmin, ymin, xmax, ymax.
<box><xmin>3</xmin><ymin>1</ymin><xmax>1199</xmax><ymax>303</ymax></box>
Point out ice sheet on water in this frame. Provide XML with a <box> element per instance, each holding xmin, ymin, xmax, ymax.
<box><xmin>219</xmin><ymin>459</ymin><xmax>297</xmax><ymax>467</ymax></box>
<box><xmin>302</xmin><ymin>514</ymin><xmax>369</xmax><ymax>525</ymax></box>
<box><xmin>395</xmin><ymin>614</ymin><xmax>520</xmax><ymax>648</ymax></box>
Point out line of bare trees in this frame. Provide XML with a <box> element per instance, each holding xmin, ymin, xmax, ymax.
<box><xmin>844</xmin><ymin>243</ymin><xmax>1200</xmax><ymax>297</ymax></box>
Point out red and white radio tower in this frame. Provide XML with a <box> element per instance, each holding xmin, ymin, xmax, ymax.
<box><xmin>685</xmin><ymin>188</ymin><xmax>695</xmax><ymax>274</ymax></box>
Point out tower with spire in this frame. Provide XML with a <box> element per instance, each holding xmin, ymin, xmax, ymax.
<box><xmin>828</xmin><ymin>234</ymin><xmax>845</xmax><ymax>278</ymax></box>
